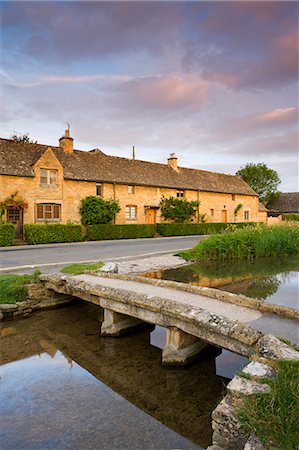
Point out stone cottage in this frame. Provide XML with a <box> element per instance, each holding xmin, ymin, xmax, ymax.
<box><xmin>0</xmin><ymin>130</ymin><xmax>265</xmax><ymax>238</ymax></box>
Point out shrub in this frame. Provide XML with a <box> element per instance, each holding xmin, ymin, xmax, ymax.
<box><xmin>282</xmin><ymin>214</ymin><xmax>299</xmax><ymax>221</ymax></box>
<box><xmin>156</xmin><ymin>222</ymin><xmax>257</xmax><ymax>237</ymax></box>
<box><xmin>180</xmin><ymin>223</ymin><xmax>299</xmax><ymax>260</ymax></box>
<box><xmin>0</xmin><ymin>223</ymin><xmax>14</xmax><ymax>246</ymax></box>
<box><xmin>24</xmin><ymin>223</ymin><xmax>83</xmax><ymax>244</ymax></box>
<box><xmin>80</xmin><ymin>196</ymin><xmax>120</xmax><ymax>225</ymax></box>
<box><xmin>159</xmin><ymin>196</ymin><xmax>199</xmax><ymax>222</ymax></box>
<box><xmin>86</xmin><ymin>224</ymin><xmax>156</xmax><ymax>241</ymax></box>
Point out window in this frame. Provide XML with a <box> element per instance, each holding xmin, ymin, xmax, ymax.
<box><xmin>232</xmin><ymin>194</ymin><xmax>235</xmax><ymax>201</ymax></box>
<box><xmin>128</xmin><ymin>185</ymin><xmax>135</xmax><ymax>194</ymax></box>
<box><xmin>244</xmin><ymin>211</ymin><xmax>249</xmax><ymax>220</ymax></box>
<box><xmin>96</xmin><ymin>183</ymin><xmax>102</xmax><ymax>196</ymax></box>
<box><xmin>36</xmin><ymin>204</ymin><xmax>61</xmax><ymax>221</ymax></box>
<box><xmin>210</xmin><ymin>209</ymin><xmax>214</xmax><ymax>217</ymax></box>
<box><xmin>176</xmin><ymin>190</ymin><xmax>185</xmax><ymax>198</ymax></box>
<box><xmin>7</xmin><ymin>206</ymin><xmax>20</xmax><ymax>224</ymax></box>
<box><xmin>40</xmin><ymin>168</ymin><xmax>57</xmax><ymax>187</ymax></box>
<box><xmin>125</xmin><ymin>205</ymin><xmax>137</xmax><ymax>220</ymax></box>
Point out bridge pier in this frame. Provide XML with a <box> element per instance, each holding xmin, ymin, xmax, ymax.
<box><xmin>162</xmin><ymin>327</ymin><xmax>210</xmax><ymax>366</ymax></box>
<box><xmin>100</xmin><ymin>308</ymin><xmax>151</xmax><ymax>336</ymax></box>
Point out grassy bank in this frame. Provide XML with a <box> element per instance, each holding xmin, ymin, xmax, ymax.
<box><xmin>180</xmin><ymin>223</ymin><xmax>299</xmax><ymax>261</ymax></box>
<box><xmin>238</xmin><ymin>360</ymin><xmax>299</xmax><ymax>450</ymax></box>
<box><xmin>61</xmin><ymin>261</ymin><xmax>104</xmax><ymax>274</ymax></box>
<box><xmin>0</xmin><ymin>270</ymin><xmax>41</xmax><ymax>304</ymax></box>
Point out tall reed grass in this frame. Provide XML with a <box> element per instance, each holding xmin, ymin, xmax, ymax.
<box><xmin>180</xmin><ymin>223</ymin><xmax>299</xmax><ymax>260</ymax></box>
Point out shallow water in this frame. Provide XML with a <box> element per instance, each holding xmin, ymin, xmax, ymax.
<box><xmin>144</xmin><ymin>256</ymin><xmax>299</xmax><ymax>309</ymax></box>
<box><xmin>0</xmin><ymin>303</ymin><xmax>248</xmax><ymax>450</ymax></box>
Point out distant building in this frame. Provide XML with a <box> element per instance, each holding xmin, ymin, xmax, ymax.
<box><xmin>0</xmin><ymin>130</ymin><xmax>265</xmax><ymax>238</ymax></box>
<box><xmin>268</xmin><ymin>192</ymin><xmax>299</xmax><ymax>217</ymax></box>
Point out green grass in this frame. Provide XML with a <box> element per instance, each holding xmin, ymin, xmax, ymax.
<box><xmin>238</xmin><ymin>360</ymin><xmax>299</xmax><ymax>450</ymax></box>
<box><xmin>0</xmin><ymin>270</ymin><xmax>41</xmax><ymax>304</ymax></box>
<box><xmin>61</xmin><ymin>261</ymin><xmax>104</xmax><ymax>274</ymax></box>
<box><xmin>179</xmin><ymin>224</ymin><xmax>299</xmax><ymax>261</ymax></box>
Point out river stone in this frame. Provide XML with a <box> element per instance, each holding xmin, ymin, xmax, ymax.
<box><xmin>100</xmin><ymin>263</ymin><xmax>118</xmax><ymax>273</ymax></box>
<box><xmin>256</xmin><ymin>334</ymin><xmax>299</xmax><ymax>360</ymax></box>
<box><xmin>242</xmin><ymin>361</ymin><xmax>276</xmax><ymax>379</ymax></box>
<box><xmin>244</xmin><ymin>434</ymin><xmax>264</xmax><ymax>450</ymax></box>
<box><xmin>227</xmin><ymin>376</ymin><xmax>271</xmax><ymax>396</ymax></box>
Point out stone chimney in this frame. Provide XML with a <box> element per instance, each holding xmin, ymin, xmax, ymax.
<box><xmin>167</xmin><ymin>153</ymin><xmax>178</xmax><ymax>171</ymax></box>
<box><xmin>59</xmin><ymin>128</ymin><xmax>73</xmax><ymax>154</ymax></box>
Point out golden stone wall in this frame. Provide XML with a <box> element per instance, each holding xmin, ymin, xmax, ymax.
<box><xmin>1</xmin><ymin>147</ymin><xmax>263</xmax><ymax>225</ymax></box>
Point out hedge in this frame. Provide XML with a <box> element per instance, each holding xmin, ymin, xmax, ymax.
<box><xmin>24</xmin><ymin>223</ymin><xmax>83</xmax><ymax>244</ymax></box>
<box><xmin>156</xmin><ymin>222</ymin><xmax>258</xmax><ymax>237</ymax></box>
<box><xmin>0</xmin><ymin>223</ymin><xmax>14</xmax><ymax>246</ymax></box>
<box><xmin>86</xmin><ymin>224</ymin><xmax>156</xmax><ymax>241</ymax></box>
<box><xmin>282</xmin><ymin>214</ymin><xmax>299</xmax><ymax>221</ymax></box>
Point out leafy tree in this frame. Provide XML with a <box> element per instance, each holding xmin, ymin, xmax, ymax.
<box><xmin>159</xmin><ymin>196</ymin><xmax>199</xmax><ymax>223</ymax></box>
<box><xmin>236</xmin><ymin>163</ymin><xmax>281</xmax><ymax>206</ymax></box>
<box><xmin>80</xmin><ymin>196</ymin><xmax>120</xmax><ymax>225</ymax></box>
<box><xmin>10</xmin><ymin>132</ymin><xmax>37</xmax><ymax>143</ymax></box>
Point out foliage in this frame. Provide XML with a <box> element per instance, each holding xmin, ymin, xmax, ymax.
<box><xmin>156</xmin><ymin>222</ymin><xmax>257</xmax><ymax>237</ymax></box>
<box><xmin>234</xmin><ymin>203</ymin><xmax>243</xmax><ymax>220</ymax></box>
<box><xmin>282</xmin><ymin>214</ymin><xmax>299</xmax><ymax>221</ymax></box>
<box><xmin>80</xmin><ymin>196</ymin><xmax>120</xmax><ymax>225</ymax></box>
<box><xmin>0</xmin><ymin>270</ymin><xmax>41</xmax><ymax>304</ymax></box>
<box><xmin>180</xmin><ymin>223</ymin><xmax>299</xmax><ymax>261</ymax></box>
<box><xmin>24</xmin><ymin>223</ymin><xmax>82</xmax><ymax>244</ymax></box>
<box><xmin>10</xmin><ymin>132</ymin><xmax>37</xmax><ymax>143</ymax></box>
<box><xmin>86</xmin><ymin>224</ymin><xmax>156</xmax><ymax>241</ymax></box>
<box><xmin>238</xmin><ymin>360</ymin><xmax>299</xmax><ymax>450</ymax></box>
<box><xmin>236</xmin><ymin>163</ymin><xmax>281</xmax><ymax>206</ymax></box>
<box><xmin>0</xmin><ymin>191</ymin><xmax>28</xmax><ymax>221</ymax></box>
<box><xmin>0</xmin><ymin>223</ymin><xmax>14</xmax><ymax>246</ymax></box>
<box><xmin>159</xmin><ymin>196</ymin><xmax>199</xmax><ymax>223</ymax></box>
<box><xmin>61</xmin><ymin>261</ymin><xmax>104</xmax><ymax>274</ymax></box>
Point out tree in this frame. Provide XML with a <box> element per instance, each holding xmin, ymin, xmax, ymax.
<box><xmin>80</xmin><ymin>196</ymin><xmax>120</xmax><ymax>225</ymax></box>
<box><xmin>10</xmin><ymin>132</ymin><xmax>37</xmax><ymax>143</ymax></box>
<box><xmin>236</xmin><ymin>163</ymin><xmax>281</xmax><ymax>206</ymax></box>
<box><xmin>159</xmin><ymin>196</ymin><xmax>199</xmax><ymax>223</ymax></box>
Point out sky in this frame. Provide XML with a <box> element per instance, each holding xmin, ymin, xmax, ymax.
<box><xmin>0</xmin><ymin>1</ymin><xmax>298</xmax><ymax>192</ymax></box>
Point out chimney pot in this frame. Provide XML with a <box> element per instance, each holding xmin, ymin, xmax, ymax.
<box><xmin>167</xmin><ymin>153</ymin><xmax>178</xmax><ymax>171</ymax></box>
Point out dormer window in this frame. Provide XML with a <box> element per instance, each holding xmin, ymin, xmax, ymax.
<box><xmin>40</xmin><ymin>169</ymin><xmax>57</xmax><ymax>187</ymax></box>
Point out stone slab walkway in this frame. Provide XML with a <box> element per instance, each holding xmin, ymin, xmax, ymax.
<box><xmin>75</xmin><ymin>274</ymin><xmax>299</xmax><ymax>344</ymax></box>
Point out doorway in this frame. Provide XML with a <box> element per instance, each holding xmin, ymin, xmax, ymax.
<box><xmin>145</xmin><ymin>208</ymin><xmax>157</xmax><ymax>224</ymax></box>
<box><xmin>7</xmin><ymin>206</ymin><xmax>24</xmax><ymax>239</ymax></box>
<box><xmin>221</xmin><ymin>210</ymin><xmax>227</xmax><ymax>222</ymax></box>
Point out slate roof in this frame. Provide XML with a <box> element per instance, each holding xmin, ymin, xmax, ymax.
<box><xmin>0</xmin><ymin>138</ymin><xmax>257</xmax><ymax>196</ymax></box>
<box><xmin>268</xmin><ymin>192</ymin><xmax>299</xmax><ymax>214</ymax></box>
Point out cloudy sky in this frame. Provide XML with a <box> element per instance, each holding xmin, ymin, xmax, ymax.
<box><xmin>1</xmin><ymin>1</ymin><xmax>298</xmax><ymax>191</ymax></box>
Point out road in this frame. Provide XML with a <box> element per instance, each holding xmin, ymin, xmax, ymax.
<box><xmin>0</xmin><ymin>235</ymin><xmax>203</xmax><ymax>272</ymax></box>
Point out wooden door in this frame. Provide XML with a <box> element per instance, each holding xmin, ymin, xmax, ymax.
<box><xmin>221</xmin><ymin>210</ymin><xmax>227</xmax><ymax>222</ymax></box>
<box><xmin>7</xmin><ymin>206</ymin><xmax>23</xmax><ymax>239</ymax></box>
<box><xmin>146</xmin><ymin>209</ymin><xmax>156</xmax><ymax>224</ymax></box>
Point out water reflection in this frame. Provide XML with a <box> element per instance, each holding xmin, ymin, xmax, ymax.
<box><xmin>144</xmin><ymin>256</ymin><xmax>299</xmax><ymax>309</ymax></box>
<box><xmin>1</xmin><ymin>303</ymin><xmax>241</xmax><ymax>449</ymax></box>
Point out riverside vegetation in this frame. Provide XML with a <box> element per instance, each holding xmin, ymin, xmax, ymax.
<box><xmin>0</xmin><ymin>270</ymin><xmax>41</xmax><ymax>304</ymax></box>
<box><xmin>180</xmin><ymin>223</ymin><xmax>299</xmax><ymax>261</ymax></box>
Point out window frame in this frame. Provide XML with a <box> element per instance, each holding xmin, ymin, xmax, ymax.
<box><xmin>36</xmin><ymin>203</ymin><xmax>61</xmax><ymax>222</ymax></box>
<box><xmin>40</xmin><ymin>168</ymin><xmax>58</xmax><ymax>187</ymax></box>
<box><xmin>176</xmin><ymin>190</ymin><xmax>185</xmax><ymax>198</ymax></box>
<box><xmin>96</xmin><ymin>183</ymin><xmax>102</xmax><ymax>196</ymax></box>
<box><xmin>244</xmin><ymin>210</ymin><xmax>250</xmax><ymax>221</ymax></box>
<box><xmin>232</xmin><ymin>194</ymin><xmax>236</xmax><ymax>201</ymax></box>
<box><xmin>210</xmin><ymin>208</ymin><xmax>214</xmax><ymax>217</ymax></box>
<box><xmin>128</xmin><ymin>185</ymin><xmax>135</xmax><ymax>194</ymax></box>
<box><xmin>125</xmin><ymin>205</ymin><xmax>137</xmax><ymax>220</ymax></box>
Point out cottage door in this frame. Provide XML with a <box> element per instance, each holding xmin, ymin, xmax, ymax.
<box><xmin>7</xmin><ymin>206</ymin><xmax>23</xmax><ymax>239</ymax></box>
<box><xmin>146</xmin><ymin>208</ymin><xmax>156</xmax><ymax>224</ymax></box>
<box><xmin>221</xmin><ymin>210</ymin><xmax>227</xmax><ymax>222</ymax></box>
